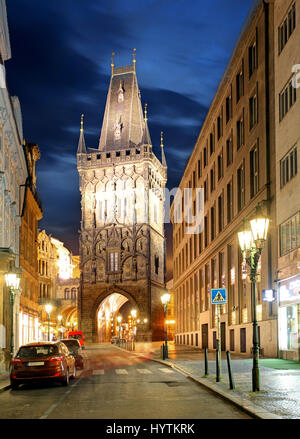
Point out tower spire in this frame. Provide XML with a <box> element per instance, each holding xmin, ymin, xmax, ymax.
<box><xmin>77</xmin><ymin>113</ymin><xmax>86</xmax><ymax>154</ymax></box>
<box><xmin>132</xmin><ymin>48</ymin><xmax>136</xmax><ymax>72</ymax></box>
<box><xmin>160</xmin><ymin>130</ymin><xmax>167</xmax><ymax>167</ymax></box>
<box><xmin>111</xmin><ymin>52</ymin><xmax>115</xmax><ymax>76</ymax></box>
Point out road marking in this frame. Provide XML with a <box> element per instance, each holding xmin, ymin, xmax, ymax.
<box><xmin>39</xmin><ymin>375</ymin><xmax>83</xmax><ymax>419</ymax></box>
<box><xmin>92</xmin><ymin>369</ymin><xmax>104</xmax><ymax>375</ymax></box>
<box><xmin>159</xmin><ymin>368</ymin><xmax>174</xmax><ymax>374</ymax></box>
<box><xmin>137</xmin><ymin>369</ymin><xmax>152</xmax><ymax>374</ymax></box>
<box><xmin>115</xmin><ymin>369</ymin><xmax>128</xmax><ymax>375</ymax></box>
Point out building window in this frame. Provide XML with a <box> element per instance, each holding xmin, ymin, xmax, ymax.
<box><xmin>217</xmin><ymin>150</ymin><xmax>224</xmax><ymax>181</ymax></box>
<box><xmin>211</xmin><ymin>205</ymin><xmax>216</xmax><ymax>241</ymax></box>
<box><xmin>249</xmin><ymin>93</ymin><xmax>258</xmax><ymax>130</ymax></box>
<box><xmin>250</xmin><ymin>144</ymin><xmax>259</xmax><ymax>198</ymax></box>
<box><xmin>204</xmin><ymin>146</ymin><xmax>208</xmax><ymax>167</ymax></box>
<box><xmin>278</xmin><ymin>3</ymin><xmax>296</xmax><ymax>54</ymax></box>
<box><xmin>248</xmin><ymin>40</ymin><xmax>257</xmax><ymax>77</ymax></box>
<box><xmin>155</xmin><ymin>256</ymin><xmax>159</xmax><ymax>275</ymax></box>
<box><xmin>210</xmin><ymin>132</ymin><xmax>215</xmax><ymax>155</ymax></box>
<box><xmin>236</xmin><ymin>66</ymin><xmax>244</xmax><ymax>102</ymax></box>
<box><xmin>218</xmin><ymin>192</ymin><xmax>224</xmax><ymax>233</ymax></box>
<box><xmin>226</xmin><ymin>134</ymin><xmax>233</xmax><ymax>167</ymax></box>
<box><xmin>210</xmin><ymin>165</ymin><xmax>215</xmax><ymax>193</ymax></box>
<box><xmin>197</xmin><ymin>157</ymin><xmax>202</xmax><ymax>179</ymax></box>
<box><xmin>227</xmin><ymin>179</ymin><xmax>234</xmax><ymax>224</ymax></box>
<box><xmin>226</xmin><ymin>89</ymin><xmax>232</xmax><ymax>123</ymax></box>
<box><xmin>217</xmin><ymin>113</ymin><xmax>223</xmax><ymax>141</ymax></box>
<box><xmin>279</xmin><ymin>78</ymin><xmax>297</xmax><ymax>121</ymax></box>
<box><xmin>110</xmin><ymin>252</ymin><xmax>119</xmax><ymax>272</ymax></box>
<box><xmin>280</xmin><ymin>145</ymin><xmax>298</xmax><ymax>187</ymax></box>
<box><xmin>237</xmin><ymin>110</ymin><xmax>245</xmax><ymax>149</ymax></box>
<box><xmin>64</xmin><ymin>288</ymin><xmax>70</xmax><ymax>300</ymax></box>
<box><xmin>280</xmin><ymin>211</ymin><xmax>300</xmax><ymax>256</ymax></box>
<box><xmin>237</xmin><ymin>163</ymin><xmax>245</xmax><ymax>211</ymax></box>
<box><xmin>204</xmin><ymin>215</ymin><xmax>209</xmax><ymax>248</ymax></box>
<box><xmin>204</xmin><ymin>178</ymin><xmax>208</xmax><ymax>203</ymax></box>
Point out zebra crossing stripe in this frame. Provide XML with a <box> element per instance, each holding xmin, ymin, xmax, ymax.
<box><xmin>159</xmin><ymin>368</ymin><xmax>174</xmax><ymax>374</ymax></box>
<box><xmin>137</xmin><ymin>369</ymin><xmax>152</xmax><ymax>374</ymax></box>
<box><xmin>115</xmin><ymin>369</ymin><xmax>128</xmax><ymax>375</ymax></box>
<box><xmin>93</xmin><ymin>369</ymin><xmax>104</xmax><ymax>375</ymax></box>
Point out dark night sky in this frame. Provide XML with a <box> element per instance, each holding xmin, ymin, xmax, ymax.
<box><xmin>5</xmin><ymin>0</ymin><xmax>253</xmax><ymax>278</ymax></box>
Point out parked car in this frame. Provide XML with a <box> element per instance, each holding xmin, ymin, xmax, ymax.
<box><xmin>111</xmin><ymin>336</ymin><xmax>119</xmax><ymax>344</ymax></box>
<box><xmin>10</xmin><ymin>342</ymin><xmax>76</xmax><ymax>390</ymax></box>
<box><xmin>68</xmin><ymin>331</ymin><xmax>84</xmax><ymax>348</ymax></box>
<box><xmin>60</xmin><ymin>339</ymin><xmax>84</xmax><ymax>369</ymax></box>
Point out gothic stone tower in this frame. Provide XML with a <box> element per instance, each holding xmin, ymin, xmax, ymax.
<box><xmin>77</xmin><ymin>56</ymin><xmax>167</xmax><ymax>342</ymax></box>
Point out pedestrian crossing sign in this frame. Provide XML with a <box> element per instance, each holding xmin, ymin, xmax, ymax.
<box><xmin>211</xmin><ymin>288</ymin><xmax>227</xmax><ymax>304</ymax></box>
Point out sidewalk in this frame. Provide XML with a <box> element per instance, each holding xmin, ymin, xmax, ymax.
<box><xmin>130</xmin><ymin>341</ymin><xmax>300</xmax><ymax>419</ymax></box>
<box><xmin>0</xmin><ymin>372</ymin><xmax>10</xmax><ymax>393</ymax></box>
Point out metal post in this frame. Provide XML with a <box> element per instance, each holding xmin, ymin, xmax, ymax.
<box><xmin>10</xmin><ymin>289</ymin><xmax>15</xmax><ymax>359</ymax></box>
<box><xmin>164</xmin><ymin>304</ymin><xmax>168</xmax><ymax>359</ymax></box>
<box><xmin>251</xmin><ymin>278</ymin><xmax>260</xmax><ymax>392</ymax></box>
<box><xmin>226</xmin><ymin>350</ymin><xmax>235</xmax><ymax>390</ymax></box>
<box><xmin>217</xmin><ymin>304</ymin><xmax>221</xmax><ymax>376</ymax></box>
<box><xmin>204</xmin><ymin>347</ymin><xmax>208</xmax><ymax>376</ymax></box>
<box><xmin>216</xmin><ymin>339</ymin><xmax>220</xmax><ymax>382</ymax></box>
<box><xmin>47</xmin><ymin>313</ymin><xmax>50</xmax><ymax>341</ymax></box>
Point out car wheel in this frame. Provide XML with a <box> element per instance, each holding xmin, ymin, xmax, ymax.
<box><xmin>62</xmin><ymin>368</ymin><xmax>69</xmax><ymax>386</ymax></box>
<box><xmin>10</xmin><ymin>380</ymin><xmax>19</xmax><ymax>390</ymax></box>
<box><xmin>72</xmin><ymin>364</ymin><xmax>76</xmax><ymax>379</ymax></box>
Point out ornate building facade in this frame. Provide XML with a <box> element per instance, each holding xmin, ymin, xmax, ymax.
<box><xmin>19</xmin><ymin>142</ymin><xmax>42</xmax><ymax>347</ymax></box>
<box><xmin>77</xmin><ymin>56</ymin><xmax>167</xmax><ymax>342</ymax></box>
<box><xmin>0</xmin><ymin>0</ymin><xmax>28</xmax><ymax>372</ymax></box>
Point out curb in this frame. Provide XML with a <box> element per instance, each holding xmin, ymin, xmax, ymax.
<box><xmin>115</xmin><ymin>346</ymin><xmax>282</xmax><ymax>420</ymax></box>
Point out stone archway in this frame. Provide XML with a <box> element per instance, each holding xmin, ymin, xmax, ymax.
<box><xmin>90</xmin><ymin>286</ymin><xmax>139</xmax><ymax>343</ymax></box>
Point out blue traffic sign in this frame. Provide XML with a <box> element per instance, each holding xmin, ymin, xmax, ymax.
<box><xmin>211</xmin><ymin>288</ymin><xmax>227</xmax><ymax>304</ymax></box>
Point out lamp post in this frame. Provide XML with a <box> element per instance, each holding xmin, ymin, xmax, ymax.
<box><xmin>45</xmin><ymin>304</ymin><xmax>53</xmax><ymax>341</ymax></box>
<box><xmin>131</xmin><ymin>309</ymin><xmax>137</xmax><ymax>349</ymax></box>
<box><xmin>58</xmin><ymin>315</ymin><xmax>62</xmax><ymax>339</ymax></box>
<box><xmin>161</xmin><ymin>293</ymin><xmax>171</xmax><ymax>359</ymax></box>
<box><xmin>5</xmin><ymin>269</ymin><xmax>20</xmax><ymax>359</ymax></box>
<box><xmin>238</xmin><ymin>206</ymin><xmax>269</xmax><ymax>392</ymax></box>
<box><xmin>117</xmin><ymin>316</ymin><xmax>122</xmax><ymax>341</ymax></box>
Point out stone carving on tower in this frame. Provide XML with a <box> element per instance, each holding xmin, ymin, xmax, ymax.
<box><xmin>77</xmin><ymin>51</ymin><xmax>167</xmax><ymax>343</ymax></box>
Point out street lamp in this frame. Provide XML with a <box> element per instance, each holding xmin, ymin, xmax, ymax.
<box><xmin>45</xmin><ymin>304</ymin><xmax>53</xmax><ymax>341</ymax></box>
<box><xmin>161</xmin><ymin>293</ymin><xmax>171</xmax><ymax>359</ymax></box>
<box><xmin>238</xmin><ymin>206</ymin><xmax>269</xmax><ymax>392</ymax></box>
<box><xmin>58</xmin><ymin>315</ymin><xmax>62</xmax><ymax>339</ymax></box>
<box><xmin>5</xmin><ymin>269</ymin><xmax>20</xmax><ymax>359</ymax></box>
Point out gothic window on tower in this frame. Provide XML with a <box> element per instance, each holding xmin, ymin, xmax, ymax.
<box><xmin>114</xmin><ymin>117</ymin><xmax>123</xmax><ymax>140</ymax></box>
<box><xmin>154</xmin><ymin>256</ymin><xmax>159</xmax><ymax>275</ymax></box>
<box><xmin>109</xmin><ymin>252</ymin><xmax>119</xmax><ymax>272</ymax></box>
<box><xmin>118</xmin><ymin>81</ymin><xmax>124</xmax><ymax>103</ymax></box>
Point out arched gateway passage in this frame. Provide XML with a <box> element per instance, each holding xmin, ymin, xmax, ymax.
<box><xmin>97</xmin><ymin>293</ymin><xmax>137</xmax><ymax>342</ymax></box>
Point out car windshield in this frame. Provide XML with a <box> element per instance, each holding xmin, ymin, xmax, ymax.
<box><xmin>62</xmin><ymin>340</ymin><xmax>80</xmax><ymax>352</ymax></box>
<box><xmin>69</xmin><ymin>334</ymin><xmax>82</xmax><ymax>340</ymax></box>
<box><xmin>17</xmin><ymin>345</ymin><xmax>59</xmax><ymax>358</ymax></box>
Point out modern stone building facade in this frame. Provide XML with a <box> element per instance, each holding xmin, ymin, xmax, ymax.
<box><xmin>172</xmin><ymin>0</ymin><xmax>279</xmax><ymax>357</ymax></box>
<box><xmin>77</xmin><ymin>58</ymin><xmax>167</xmax><ymax>342</ymax></box>
<box><xmin>274</xmin><ymin>1</ymin><xmax>300</xmax><ymax>360</ymax></box>
<box><xmin>0</xmin><ymin>0</ymin><xmax>28</xmax><ymax>371</ymax></box>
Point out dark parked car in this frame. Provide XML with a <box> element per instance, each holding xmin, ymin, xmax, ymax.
<box><xmin>111</xmin><ymin>336</ymin><xmax>119</xmax><ymax>344</ymax></box>
<box><xmin>10</xmin><ymin>342</ymin><xmax>76</xmax><ymax>390</ymax></box>
<box><xmin>61</xmin><ymin>339</ymin><xmax>84</xmax><ymax>369</ymax></box>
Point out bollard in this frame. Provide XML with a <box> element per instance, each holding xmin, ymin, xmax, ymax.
<box><xmin>226</xmin><ymin>351</ymin><xmax>235</xmax><ymax>390</ymax></box>
<box><xmin>216</xmin><ymin>340</ymin><xmax>220</xmax><ymax>382</ymax></box>
<box><xmin>204</xmin><ymin>347</ymin><xmax>209</xmax><ymax>376</ymax></box>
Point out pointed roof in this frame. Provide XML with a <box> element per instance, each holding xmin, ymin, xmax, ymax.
<box><xmin>77</xmin><ymin>114</ymin><xmax>86</xmax><ymax>154</ymax></box>
<box><xmin>160</xmin><ymin>131</ymin><xmax>167</xmax><ymax>167</ymax></box>
<box><xmin>98</xmin><ymin>60</ymin><xmax>150</xmax><ymax>151</ymax></box>
<box><xmin>141</xmin><ymin>103</ymin><xmax>151</xmax><ymax>145</ymax></box>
